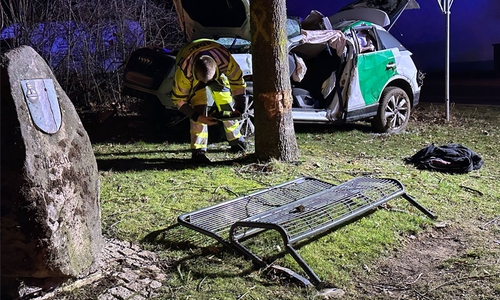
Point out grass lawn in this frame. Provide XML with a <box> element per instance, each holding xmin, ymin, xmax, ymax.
<box><xmin>94</xmin><ymin>103</ymin><xmax>500</xmax><ymax>299</ymax></box>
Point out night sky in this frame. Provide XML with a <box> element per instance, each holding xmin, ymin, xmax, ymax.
<box><xmin>286</xmin><ymin>0</ymin><xmax>500</xmax><ymax>72</ymax></box>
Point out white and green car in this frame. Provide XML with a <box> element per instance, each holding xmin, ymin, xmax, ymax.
<box><xmin>123</xmin><ymin>0</ymin><xmax>424</xmax><ymax>134</ymax></box>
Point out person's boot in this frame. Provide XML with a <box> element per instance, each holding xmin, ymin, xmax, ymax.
<box><xmin>191</xmin><ymin>150</ymin><xmax>211</xmax><ymax>164</ymax></box>
<box><xmin>230</xmin><ymin>139</ymin><xmax>247</xmax><ymax>153</ymax></box>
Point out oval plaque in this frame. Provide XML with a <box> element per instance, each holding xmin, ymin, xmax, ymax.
<box><xmin>21</xmin><ymin>79</ymin><xmax>62</xmax><ymax>134</ymax></box>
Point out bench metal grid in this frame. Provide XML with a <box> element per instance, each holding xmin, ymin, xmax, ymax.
<box><xmin>178</xmin><ymin>177</ymin><xmax>334</xmax><ymax>246</ymax></box>
<box><xmin>178</xmin><ymin>176</ymin><xmax>436</xmax><ymax>288</ymax></box>
<box><xmin>232</xmin><ymin>177</ymin><xmax>404</xmax><ymax>243</ymax></box>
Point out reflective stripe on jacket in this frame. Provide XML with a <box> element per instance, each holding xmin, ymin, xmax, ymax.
<box><xmin>171</xmin><ymin>39</ymin><xmax>246</xmax><ymax>107</ymax></box>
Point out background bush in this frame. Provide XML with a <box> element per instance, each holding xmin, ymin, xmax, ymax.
<box><xmin>1</xmin><ymin>0</ymin><xmax>184</xmax><ymax>112</ymax></box>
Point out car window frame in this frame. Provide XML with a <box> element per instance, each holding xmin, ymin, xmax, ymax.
<box><xmin>376</xmin><ymin>29</ymin><xmax>407</xmax><ymax>52</ymax></box>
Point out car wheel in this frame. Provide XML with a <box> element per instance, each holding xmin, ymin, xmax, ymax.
<box><xmin>239</xmin><ymin>94</ymin><xmax>255</xmax><ymax>137</ymax></box>
<box><xmin>372</xmin><ymin>86</ymin><xmax>411</xmax><ymax>134</ymax></box>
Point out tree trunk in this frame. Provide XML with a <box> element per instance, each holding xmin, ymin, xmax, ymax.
<box><xmin>250</xmin><ymin>0</ymin><xmax>299</xmax><ymax>161</ymax></box>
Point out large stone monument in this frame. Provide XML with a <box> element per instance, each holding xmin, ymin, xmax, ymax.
<box><xmin>1</xmin><ymin>46</ymin><xmax>103</xmax><ymax>298</ymax></box>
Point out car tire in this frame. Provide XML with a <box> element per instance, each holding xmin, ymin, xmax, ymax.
<box><xmin>239</xmin><ymin>93</ymin><xmax>255</xmax><ymax>137</ymax></box>
<box><xmin>372</xmin><ymin>86</ymin><xmax>411</xmax><ymax>134</ymax></box>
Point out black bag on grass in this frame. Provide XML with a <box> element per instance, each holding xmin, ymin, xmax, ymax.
<box><xmin>405</xmin><ymin>143</ymin><xmax>483</xmax><ymax>173</ymax></box>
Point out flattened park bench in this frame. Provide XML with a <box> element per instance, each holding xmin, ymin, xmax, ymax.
<box><xmin>178</xmin><ymin>177</ymin><xmax>437</xmax><ymax>288</ymax></box>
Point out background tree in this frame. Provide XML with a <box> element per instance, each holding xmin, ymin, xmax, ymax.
<box><xmin>250</xmin><ymin>0</ymin><xmax>299</xmax><ymax>161</ymax></box>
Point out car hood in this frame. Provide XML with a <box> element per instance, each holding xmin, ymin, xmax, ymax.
<box><xmin>173</xmin><ymin>0</ymin><xmax>419</xmax><ymax>41</ymax></box>
<box><xmin>172</xmin><ymin>0</ymin><xmax>251</xmax><ymax>42</ymax></box>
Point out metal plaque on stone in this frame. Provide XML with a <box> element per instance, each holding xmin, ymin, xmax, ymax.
<box><xmin>21</xmin><ymin>79</ymin><xmax>62</xmax><ymax>134</ymax></box>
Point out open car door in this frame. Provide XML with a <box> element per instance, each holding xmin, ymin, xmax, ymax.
<box><xmin>332</xmin><ymin>0</ymin><xmax>420</xmax><ymax>30</ymax></box>
<box><xmin>173</xmin><ymin>0</ymin><xmax>251</xmax><ymax>41</ymax></box>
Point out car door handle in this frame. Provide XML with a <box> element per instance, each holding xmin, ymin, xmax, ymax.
<box><xmin>386</xmin><ymin>63</ymin><xmax>396</xmax><ymax>70</ymax></box>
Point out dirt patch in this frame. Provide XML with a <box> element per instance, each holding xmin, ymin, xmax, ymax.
<box><xmin>350</xmin><ymin>220</ymin><xmax>500</xmax><ymax>299</ymax></box>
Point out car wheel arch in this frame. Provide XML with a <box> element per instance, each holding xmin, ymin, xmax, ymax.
<box><xmin>384</xmin><ymin>78</ymin><xmax>415</xmax><ymax>107</ymax></box>
<box><xmin>371</xmin><ymin>85</ymin><xmax>412</xmax><ymax>134</ymax></box>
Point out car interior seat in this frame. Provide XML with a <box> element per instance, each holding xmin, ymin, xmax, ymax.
<box><xmin>291</xmin><ymin>50</ymin><xmax>341</xmax><ymax>108</ymax></box>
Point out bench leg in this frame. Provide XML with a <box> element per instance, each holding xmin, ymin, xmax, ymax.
<box><xmin>231</xmin><ymin>222</ymin><xmax>330</xmax><ymax>289</ymax></box>
<box><xmin>285</xmin><ymin>244</ymin><xmax>327</xmax><ymax>288</ymax></box>
<box><xmin>402</xmin><ymin>193</ymin><xmax>438</xmax><ymax>219</ymax></box>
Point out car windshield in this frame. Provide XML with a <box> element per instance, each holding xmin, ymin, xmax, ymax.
<box><xmin>216</xmin><ymin>17</ymin><xmax>301</xmax><ymax>53</ymax></box>
<box><xmin>217</xmin><ymin>37</ymin><xmax>251</xmax><ymax>53</ymax></box>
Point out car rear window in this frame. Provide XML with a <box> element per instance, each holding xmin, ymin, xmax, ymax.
<box><xmin>377</xmin><ymin>30</ymin><xmax>407</xmax><ymax>51</ymax></box>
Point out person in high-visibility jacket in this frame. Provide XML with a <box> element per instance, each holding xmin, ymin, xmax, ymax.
<box><xmin>171</xmin><ymin>39</ymin><xmax>247</xmax><ymax>163</ymax></box>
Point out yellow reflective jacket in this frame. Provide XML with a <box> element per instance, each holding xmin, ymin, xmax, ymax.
<box><xmin>171</xmin><ymin>39</ymin><xmax>246</xmax><ymax>107</ymax></box>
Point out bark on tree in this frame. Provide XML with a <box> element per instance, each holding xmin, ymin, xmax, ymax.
<box><xmin>250</xmin><ymin>0</ymin><xmax>299</xmax><ymax>161</ymax></box>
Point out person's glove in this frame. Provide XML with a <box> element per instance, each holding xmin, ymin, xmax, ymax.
<box><xmin>233</xmin><ymin>94</ymin><xmax>247</xmax><ymax>114</ymax></box>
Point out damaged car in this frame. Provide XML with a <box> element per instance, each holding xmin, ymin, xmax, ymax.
<box><xmin>122</xmin><ymin>0</ymin><xmax>424</xmax><ymax>135</ymax></box>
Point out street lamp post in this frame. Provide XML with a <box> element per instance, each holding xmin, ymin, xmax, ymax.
<box><xmin>437</xmin><ymin>0</ymin><xmax>454</xmax><ymax>121</ymax></box>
